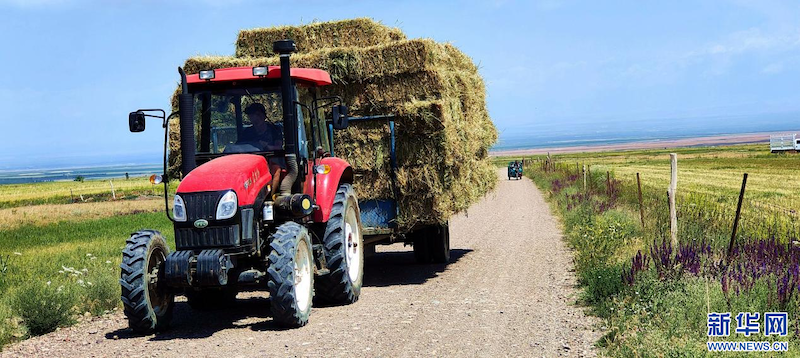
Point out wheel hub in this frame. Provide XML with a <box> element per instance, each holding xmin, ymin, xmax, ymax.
<box><xmin>344</xmin><ymin>206</ymin><xmax>363</xmax><ymax>283</ymax></box>
<box><xmin>294</xmin><ymin>240</ymin><xmax>312</xmax><ymax>312</ymax></box>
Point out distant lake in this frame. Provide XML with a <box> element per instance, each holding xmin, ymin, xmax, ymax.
<box><xmin>0</xmin><ymin>163</ymin><xmax>162</xmax><ymax>185</ymax></box>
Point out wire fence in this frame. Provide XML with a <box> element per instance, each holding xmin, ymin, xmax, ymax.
<box><xmin>524</xmin><ymin>156</ymin><xmax>800</xmax><ymax>250</ymax></box>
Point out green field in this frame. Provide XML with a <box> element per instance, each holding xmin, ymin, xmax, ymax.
<box><xmin>0</xmin><ymin>178</ymin><xmax>171</xmax><ymax>348</ymax></box>
<box><xmin>506</xmin><ymin>143</ymin><xmax>800</xmax><ymax>356</ymax></box>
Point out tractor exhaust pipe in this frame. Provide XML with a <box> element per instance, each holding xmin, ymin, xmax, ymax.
<box><xmin>177</xmin><ymin>67</ymin><xmax>196</xmax><ymax>177</ymax></box>
<box><xmin>274</xmin><ymin>40</ymin><xmax>298</xmax><ymax>196</ymax></box>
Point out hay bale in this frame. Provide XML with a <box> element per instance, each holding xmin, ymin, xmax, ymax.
<box><xmin>186</xmin><ymin>39</ymin><xmax>477</xmax><ymax>85</ymax></box>
<box><xmin>235</xmin><ymin>18</ymin><xmax>405</xmax><ymax>57</ymax></box>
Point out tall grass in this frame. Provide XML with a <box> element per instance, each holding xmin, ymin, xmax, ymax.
<box><xmin>0</xmin><ymin>211</ymin><xmax>171</xmax><ymax>348</ymax></box>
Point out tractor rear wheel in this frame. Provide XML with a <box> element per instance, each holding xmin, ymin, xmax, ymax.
<box><xmin>430</xmin><ymin>223</ymin><xmax>451</xmax><ymax>263</ymax></box>
<box><xmin>120</xmin><ymin>230</ymin><xmax>174</xmax><ymax>334</ymax></box>
<box><xmin>185</xmin><ymin>288</ymin><xmax>237</xmax><ymax>311</ymax></box>
<box><xmin>315</xmin><ymin>184</ymin><xmax>364</xmax><ymax>304</ymax></box>
<box><xmin>267</xmin><ymin>222</ymin><xmax>314</xmax><ymax>327</ymax></box>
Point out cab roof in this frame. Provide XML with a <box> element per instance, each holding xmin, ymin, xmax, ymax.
<box><xmin>186</xmin><ymin>66</ymin><xmax>332</xmax><ymax>86</ymax></box>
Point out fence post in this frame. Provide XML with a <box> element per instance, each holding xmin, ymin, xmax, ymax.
<box><xmin>669</xmin><ymin>153</ymin><xmax>678</xmax><ymax>248</ymax></box>
<box><xmin>110</xmin><ymin>180</ymin><xmax>116</xmax><ymax>200</ymax></box>
<box><xmin>636</xmin><ymin>173</ymin><xmax>645</xmax><ymax>228</ymax></box>
<box><xmin>583</xmin><ymin>165</ymin><xmax>587</xmax><ymax>192</ymax></box>
<box><xmin>727</xmin><ymin>173</ymin><xmax>748</xmax><ymax>260</ymax></box>
<box><xmin>587</xmin><ymin>165</ymin><xmax>591</xmax><ymax>191</ymax></box>
<box><xmin>606</xmin><ymin>171</ymin><xmax>611</xmax><ymax>196</ymax></box>
<box><xmin>70</xmin><ymin>189</ymin><xmax>75</xmax><ymax>203</ymax></box>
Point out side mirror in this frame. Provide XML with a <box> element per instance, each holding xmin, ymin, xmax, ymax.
<box><xmin>129</xmin><ymin>111</ymin><xmax>146</xmax><ymax>132</ymax></box>
<box><xmin>331</xmin><ymin>104</ymin><xmax>349</xmax><ymax>130</ymax></box>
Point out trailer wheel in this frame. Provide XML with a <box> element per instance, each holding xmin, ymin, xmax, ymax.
<box><xmin>412</xmin><ymin>229</ymin><xmax>432</xmax><ymax>263</ymax></box>
<box><xmin>185</xmin><ymin>288</ymin><xmax>237</xmax><ymax>311</ymax></box>
<box><xmin>315</xmin><ymin>184</ymin><xmax>364</xmax><ymax>304</ymax></box>
<box><xmin>120</xmin><ymin>230</ymin><xmax>174</xmax><ymax>334</ymax></box>
<box><xmin>430</xmin><ymin>223</ymin><xmax>451</xmax><ymax>263</ymax></box>
<box><xmin>267</xmin><ymin>222</ymin><xmax>314</xmax><ymax>327</ymax></box>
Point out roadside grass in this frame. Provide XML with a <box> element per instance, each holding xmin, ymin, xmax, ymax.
<box><xmin>0</xmin><ymin>177</ymin><xmax>163</xmax><ymax>209</ymax></box>
<box><xmin>0</xmin><ymin>199</ymin><xmax>162</xmax><ymax>230</ymax></box>
<box><xmin>521</xmin><ymin>145</ymin><xmax>800</xmax><ymax>356</ymax></box>
<box><xmin>0</xmin><ymin>211</ymin><xmax>171</xmax><ymax>348</ymax></box>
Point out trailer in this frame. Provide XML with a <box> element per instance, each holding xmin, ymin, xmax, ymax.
<box><xmin>770</xmin><ymin>134</ymin><xmax>800</xmax><ymax>153</ymax></box>
<box><xmin>327</xmin><ymin>115</ymin><xmax>451</xmax><ymax>264</ymax></box>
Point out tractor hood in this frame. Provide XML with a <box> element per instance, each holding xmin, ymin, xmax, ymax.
<box><xmin>177</xmin><ymin>154</ymin><xmax>272</xmax><ymax>207</ymax></box>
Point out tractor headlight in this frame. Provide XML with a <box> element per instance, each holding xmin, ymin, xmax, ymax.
<box><xmin>198</xmin><ymin>70</ymin><xmax>215</xmax><ymax>80</ymax></box>
<box><xmin>252</xmin><ymin>66</ymin><xmax>268</xmax><ymax>76</ymax></box>
<box><xmin>216</xmin><ymin>190</ymin><xmax>238</xmax><ymax>220</ymax></box>
<box><xmin>173</xmin><ymin>195</ymin><xmax>187</xmax><ymax>222</ymax></box>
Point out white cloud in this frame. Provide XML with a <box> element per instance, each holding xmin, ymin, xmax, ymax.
<box><xmin>762</xmin><ymin>62</ymin><xmax>784</xmax><ymax>74</ymax></box>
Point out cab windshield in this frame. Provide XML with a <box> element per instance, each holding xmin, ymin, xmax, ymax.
<box><xmin>193</xmin><ymin>87</ymin><xmax>285</xmax><ymax>155</ymax></box>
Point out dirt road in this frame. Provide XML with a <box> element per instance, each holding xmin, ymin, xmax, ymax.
<box><xmin>2</xmin><ymin>169</ymin><xmax>601</xmax><ymax>357</ymax></box>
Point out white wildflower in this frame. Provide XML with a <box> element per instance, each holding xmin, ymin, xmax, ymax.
<box><xmin>105</xmin><ymin>261</ymin><xmax>112</xmax><ymax>264</ymax></box>
<box><xmin>13</xmin><ymin>252</ymin><xmax>21</xmax><ymax>256</ymax></box>
<box><xmin>87</xmin><ymin>282</ymin><xmax>93</xmax><ymax>286</ymax></box>
<box><xmin>90</xmin><ymin>257</ymin><xmax>97</xmax><ymax>260</ymax></box>
<box><xmin>46</xmin><ymin>281</ymin><xmax>51</xmax><ymax>285</ymax></box>
<box><xmin>86</xmin><ymin>253</ymin><xmax>92</xmax><ymax>257</ymax></box>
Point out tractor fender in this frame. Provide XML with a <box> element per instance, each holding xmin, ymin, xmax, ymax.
<box><xmin>311</xmin><ymin>157</ymin><xmax>353</xmax><ymax>222</ymax></box>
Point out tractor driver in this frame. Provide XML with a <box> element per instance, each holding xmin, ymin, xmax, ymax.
<box><xmin>242</xmin><ymin>103</ymin><xmax>286</xmax><ymax>197</ymax></box>
<box><xmin>241</xmin><ymin>103</ymin><xmax>283</xmax><ymax>151</ymax></box>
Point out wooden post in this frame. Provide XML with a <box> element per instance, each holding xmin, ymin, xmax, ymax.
<box><xmin>636</xmin><ymin>173</ymin><xmax>645</xmax><ymax>228</ymax></box>
<box><xmin>668</xmin><ymin>153</ymin><xmax>678</xmax><ymax>248</ymax></box>
<box><xmin>606</xmin><ymin>171</ymin><xmax>611</xmax><ymax>196</ymax></box>
<box><xmin>576</xmin><ymin>162</ymin><xmax>579</xmax><ymax>175</ymax></box>
<box><xmin>583</xmin><ymin>165</ymin><xmax>587</xmax><ymax>192</ymax></box>
<box><xmin>110</xmin><ymin>180</ymin><xmax>116</xmax><ymax>200</ymax></box>
<box><xmin>587</xmin><ymin>165</ymin><xmax>591</xmax><ymax>190</ymax></box>
<box><xmin>70</xmin><ymin>189</ymin><xmax>75</xmax><ymax>203</ymax></box>
<box><xmin>728</xmin><ymin>173</ymin><xmax>748</xmax><ymax>259</ymax></box>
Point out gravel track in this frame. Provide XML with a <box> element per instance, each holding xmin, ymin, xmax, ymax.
<box><xmin>1</xmin><ymin>169</ymin><xmax>601</xmax><ymax>357</ymax></box>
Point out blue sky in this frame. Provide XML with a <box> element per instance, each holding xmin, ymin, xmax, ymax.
<box><xmin>1</xmin><ymin>0</ymin><xmax>799</xmax><ymax>168</ymax></box>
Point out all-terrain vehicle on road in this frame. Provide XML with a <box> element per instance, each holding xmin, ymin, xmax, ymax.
<box><xmin>507</xmin><ymin>161</ymin><xmax>523</xmax><ymax>180</ymax></box>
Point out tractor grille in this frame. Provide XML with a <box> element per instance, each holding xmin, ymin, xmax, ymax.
<box><xmin>175</xmin><ymin>225</ymin><xmax>240</xmax><ymax>249</ymax></box>
<box><xmin>182</xmin><ymin>191</ymin><xmax>223</xmax><ymax>221</ymax></box>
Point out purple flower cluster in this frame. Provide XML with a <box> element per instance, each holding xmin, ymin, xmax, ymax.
<box><xmin>722</xmin><ymin>237</ymin><xmax>800</xmax><ymax>307</ymax></box>
<box><xmin>623</xmin><ymin>250</ymin><xmax>650</xmax><ymax>285</ymax></box>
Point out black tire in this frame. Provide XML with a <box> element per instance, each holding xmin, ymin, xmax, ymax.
<box><xmin>430</xmin><ymin>224</ymin><xmax>451</xmax><ymax>263</ymax></box>
<box><xmin>185</xmin><ymin>288</ymin><xmax>237</xmax><ymax>311</ymax></box>
<box><xmin>120</xmin><ymin>230</ymin><xmax>174</xmax><ymax>334</ymax></box>
<box><xmin>267</xmin><ymin>222</ymin><xmax>314</xmax><ymax>328</ymax></box>
<box><xmin>412</xmin><ymin>228</ymin><xmax>432</xmax><ymax>264</ymax></box>
<box><xmin>315</xmin><ymin>184</ymin><xmax>364</xmax><ymax>304</ymax></box>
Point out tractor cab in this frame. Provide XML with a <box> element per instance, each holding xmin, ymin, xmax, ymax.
<box><xmin>123</xmin><ymin>40</ymin><xmax>363</xmax><ymax>332</ymax></box>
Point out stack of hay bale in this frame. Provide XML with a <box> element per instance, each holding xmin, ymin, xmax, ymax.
<box><xmin>173</xmin><ymin>18</ymin><xmax>497</xmax><ymax>230</ymax></box>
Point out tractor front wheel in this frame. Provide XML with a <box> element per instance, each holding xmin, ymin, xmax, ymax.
<box><xmin>267</xmin><ymin>222</ymin><xmax>314</xmax><ymax>327</ymax></box>
<box><xmin>120</xmin><ymin>230</ymin><xmax>174</xmax><ymax>334</ymax></box>
<box><xmin>315</xmin><ymin>184</ymin><xmax>364</xmax><ymax>304</ymax></box>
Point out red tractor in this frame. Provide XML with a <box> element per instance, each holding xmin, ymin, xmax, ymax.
<box><xmin>123</xmin><ymin>40</ymin><xmax>364</xmax><ymax>332</ymax></box>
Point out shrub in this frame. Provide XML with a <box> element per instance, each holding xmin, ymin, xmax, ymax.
<box><xmin>11</xmin><ymin>283</ymin><xmax>77</xmax><ymax>336</ymax></box>
<box><xmin>73</xmin><ymin>175</ymin><xmax>85</xmax><ymax>182</ymax></box>
<box><xmin>82</xmin><ymin>267</ymin><xmax>120</xmax><ymax>316</ymax></box>
<box><xmin>579</xmin><ymin>263</ymin><xmax>626</xmax><ymax>317</ymax></box>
